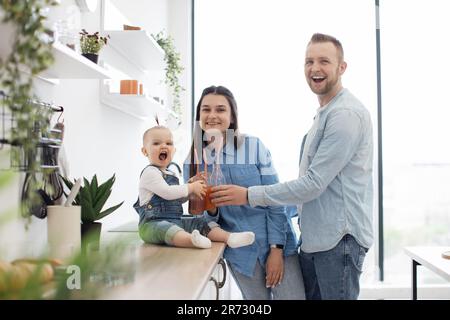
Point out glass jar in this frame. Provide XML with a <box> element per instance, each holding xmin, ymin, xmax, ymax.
<box><xmin>188</xmin><ymin>172</ymin><xmax>207</xmax><ymax>215</ymax></box>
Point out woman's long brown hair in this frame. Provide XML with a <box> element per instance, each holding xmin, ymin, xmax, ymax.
<box><xmin>188</xmin><ymin>85</ymin><xmax>240</xmax><ymax>178</ymax></box>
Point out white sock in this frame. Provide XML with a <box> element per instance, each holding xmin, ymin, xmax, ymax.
<box><xmin>227</xmin><ymin>232</ymin><xmax>255</xmax><ymax>248</ymax></box>
<box><xmin>191</xmin><ymin>230</ymin><xmax>211</xmax><ymax>249</ymax></box>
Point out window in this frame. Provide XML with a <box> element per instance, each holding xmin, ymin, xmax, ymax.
<box><xmin>381</xmin><ymin>0</ymin><xmax>450</xmax><ymax>285</ymax></box>
<box><xmin>195</xmin><ymin>0</ymin><xmax>378</xmax><ymax>284</ymax></box>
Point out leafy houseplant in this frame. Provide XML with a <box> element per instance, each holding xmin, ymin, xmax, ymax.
<box><xmin>61</xmin><ymin>174</ymin><xmax>123</xmax><ymax>250</ymax></box>
<box><xmin>0</xmin><ymin>0</ymin><xmax>57</xmax><ymax>223</ymax></box>
<box><xmin>79</xmin><ymin>29</ymin><xmax>109</xmax><ymax>64</ymax></box>
<box><xmin>152</xmin><ymin>30</ymin><xmax>185</xmax><ymax>118</ymax></box>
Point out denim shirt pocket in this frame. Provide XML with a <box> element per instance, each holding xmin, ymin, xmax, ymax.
<box><xmin>307</xmin><ymin>127</ymin><xmax>325</xmax><ymax>159</ymax></box>
<box><xmin>230</xmin><ymin>165</ymin><xmax>261</xmax><ymax>187</ymax></box>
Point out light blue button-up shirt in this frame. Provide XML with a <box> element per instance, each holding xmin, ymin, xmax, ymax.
<box><xmin>248</xmin><ymin>88</ymin><xmax>374</xmax><ymax>253</ymax></box>
<box><xmin>183</xmin><ymin>136</ymin><xmax>298</xmax><ymax>277</ymax></box>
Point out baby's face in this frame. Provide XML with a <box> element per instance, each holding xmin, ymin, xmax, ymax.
<box><xmin>142</xmin><ymin>128</ymin><xmax>175</xmax><ymax>168</ymax></box>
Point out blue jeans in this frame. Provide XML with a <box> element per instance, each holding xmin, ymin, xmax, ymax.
<box><xmin>228</xmin><ymin>254</ymin><xmax>306</xmax><ymax>300</ymax></box>
<box><xmin>299</xmin><ymin>234</ymin><xmax>367</xmax><ymax>300</ymax></box>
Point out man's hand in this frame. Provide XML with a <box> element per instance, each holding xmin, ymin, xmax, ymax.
<box><xmin>210</xmin><ymin>185</ymin><xmax>249</xmax><ymax>206</ymax></box>
<box><xmin>265</xmin><ymin>248</ymin><xmax>284</xmax><ymax>288</ymax></box>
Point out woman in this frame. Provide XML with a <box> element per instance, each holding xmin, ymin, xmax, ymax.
<box><xmin>183</xmin><ymin>85</ymin><xmax>305</xmax><ymax>299</ymax></box>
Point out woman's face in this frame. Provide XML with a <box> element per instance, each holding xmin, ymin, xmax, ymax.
<box><xmin>199</xmin><ymin>94</ymin><xmax>232</xmax><ymax>134</ymax></box>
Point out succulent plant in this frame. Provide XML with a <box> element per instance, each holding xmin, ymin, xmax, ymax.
<box><xmin>61</xmin><ymin>174</ymin><xmax>123</xmax><ymax>223</ymax></box>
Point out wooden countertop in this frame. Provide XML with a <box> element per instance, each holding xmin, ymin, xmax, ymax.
<box><xmin>102</xmin><ymin>232</ymin><xmax>226</xmax><ymax>300</ymax></box>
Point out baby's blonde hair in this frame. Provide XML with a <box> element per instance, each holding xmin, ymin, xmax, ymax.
<box><xmin>142</xmin><ymin>125</ymin><xmax>171</xmax><ymax>144</ymax></box>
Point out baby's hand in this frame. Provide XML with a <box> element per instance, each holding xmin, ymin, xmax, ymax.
<box><xmin>188</xmin><ymin>172</ymin><xmax>207</xmax><ymax>183</ymax></box>
<box><xmin>188</xmin><ymin>180</ymin><xmax>206</xmax><ymax>199</ymax></box>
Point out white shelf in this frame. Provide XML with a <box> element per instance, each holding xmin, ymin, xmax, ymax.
<box><xmin>100</xmin><ymin>85</ymin><xmax>165</xmax><ymax>120</ymax></box>
<box><xmin>0</xmin><ymin>23</ymin><xmax>111</xmax><ymax>80</ymax></box>
<box><xmin>39</xmin><ymin>42</ymin><xmax>112</xmax><ymax>79</ymax></box>
<box><xmin>103</xmin><ymin>30</ymin><xmax>165</xmax><ymax>72</ymax></box>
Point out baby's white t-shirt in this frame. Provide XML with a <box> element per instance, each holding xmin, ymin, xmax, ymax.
<box><xmin>139</xmin><ymin>166</ymin><xmax>188</xmax><ymax>206</ymax></box>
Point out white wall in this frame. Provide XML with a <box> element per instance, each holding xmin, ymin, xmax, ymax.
<box><xmin>167</xmin><ymin>0</ymin><xmax>193</xmax><ymax>168</ymax></box>
<box><xmin>0</xmin><ymin>0</ymin><xmax>192</xmax><ymax>259</ymax></box>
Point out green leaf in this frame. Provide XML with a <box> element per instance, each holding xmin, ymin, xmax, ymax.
<box><xmin>93</xmin><ymin>189</ymin><xmax>111</xmax><ymax>214</ymax></box>
<box><xmin>83</xmin><ymin>206</ymin><xmax>96</xmax><ymax>223</ymax></box>
<box><xmin>79</xmin><ymin>184</ymin><xmax>94</xmax><ymax>222</ymax></box>
<box><xmin>83</xmin><ymin>177</ymin><xmax>90</xmax><ymax>192</ymax></box>
<box><xmin>57</xmin><ymin>173</ymin><xmax>121</xmax><ymax>222</ymax></box>
<box><xmin>92</xmin><ymin>174</ymin><xmax>98</xmax><ymax>198</ymax></box>
<box><xmin>97</xmin><ymin>201</ymin><xmax>124</xmax><ymax>220</ymax></box>
<box><xmin>93</xmin><ymin>174</ymin><xmax>115</xmax><ymax>206</ymax></box>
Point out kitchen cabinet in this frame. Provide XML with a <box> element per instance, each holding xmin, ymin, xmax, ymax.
<box><xmin>198</xmin><ymin>258</ymin><xmax>231</xmax><ymax>300</ymax></box>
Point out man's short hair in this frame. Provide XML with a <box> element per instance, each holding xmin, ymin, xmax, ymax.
<box><xmin>308</xmin><ymin>33</ymin><xmax>344</xmax><ymax>62</ymax></box>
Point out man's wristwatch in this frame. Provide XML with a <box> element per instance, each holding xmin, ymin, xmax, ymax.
<box><xmin>270</xmin><ymin>244</ymin><xmax>284</xmax><ymax>250</ymax></box>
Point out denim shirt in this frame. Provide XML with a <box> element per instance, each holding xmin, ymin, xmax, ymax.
<box><xmin>248</xmin><ymin>88</ymin><xmax>374</xmax><ymax>253</ymax></box>
<box><xmin>183</xmin><ymin>136</ymin><xmax>298</xmax><ymax>277</ymax></box>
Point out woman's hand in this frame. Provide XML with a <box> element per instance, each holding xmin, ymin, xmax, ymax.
<box><xmin>265</xmin><ymin>248</ymin><xmax>284</xmax><ymax>288</ymax></box>
<box><xmin>188</xmin><ymin>180</ymin><xmax>206</xmax><ymax>199</ymax></box>
<box><xmin>210</xmin><ymin>185</ymin><xmax>248</xmax><ymax>206</ymax></box>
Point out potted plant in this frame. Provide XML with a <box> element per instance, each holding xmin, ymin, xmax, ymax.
<box><xmin>152</xmin><ymin>30</ymin><xmax>185</xmax><ymax>119</ymax></box>
<box><xmin>61</xmin><ymin>174</ymin><xmax>123</xmax><ymax>251</ymax></box>
<box><xmin>1</xmin><ymin>0</ymin><xmax>57</xmax><ymax>224</ymax></box>
<box><xmin>79</xmin><ymin>29</ymin><xmax>109</xmax><ymax>64</ymax></box>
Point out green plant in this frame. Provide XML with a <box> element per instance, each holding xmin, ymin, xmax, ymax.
<box><xmin>53</xmin><ymin>240</ymin><xmax>137</xmax><ymax>299</ymax></box>
<box><xmin>0</xmin><ymin>0</ymin><xmax>58</xmax><ymax>221</ymax></box>
<box><xmin>61</xmin><ymin>174</ymin><xmax>123</xmax><ymax>223</ymax></box>
<box><xmin>79</xmin><ymin>29</ymin><xmax>109</xmax><ymax>55</ymax></box>
<box><xmin>152</xmin><ymin>30</ymin><xmax>185</xmax><ymax>117</ymax></box>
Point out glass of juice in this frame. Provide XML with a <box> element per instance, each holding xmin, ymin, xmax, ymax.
<box><xmin>188</xmin><ymin>172</ymin><xmax>207</xmax><ymax>215</ymax></box>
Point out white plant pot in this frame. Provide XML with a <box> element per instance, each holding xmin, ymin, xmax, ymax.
<box><xmin>47</xmin><ymin>205</ymin><xmax>81</xmax><ymax>261</ymax></box>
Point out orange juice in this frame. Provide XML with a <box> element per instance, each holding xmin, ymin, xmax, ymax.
<box><xmin>204</xmin><ymin>186</ymin><xmax>216</xmax><ymax>211</ymax></box>
<box><xmin>188</xmin><ymin>193</ymin><xmax>205</xmax><ymax>215</ymax></box>
<box><xmin>188</xmin><ymin>172</ymin><xmax>207</xmax><ymax>215</ymax></box>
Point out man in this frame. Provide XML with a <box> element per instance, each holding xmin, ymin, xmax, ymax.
<box><xmin>210</xmin><ymin>33</ymin><xmax>373</xmax><ymax>300</ymax></box>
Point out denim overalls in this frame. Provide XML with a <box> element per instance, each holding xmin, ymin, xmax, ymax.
<box><xmin>133</xmin><ymin>165</ymin><xmax>216</xmax><ymax>245</ymax></box>
<box><xmin>133</xmin><ymin>165</ymin><xmax>184</xmax><ymax>224</ymax></box>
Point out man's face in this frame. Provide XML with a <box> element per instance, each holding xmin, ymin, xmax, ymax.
<box><xmin>304</xmin><ymin>41</ymin><xmax>346</xmax><ymax>97</ymax></box>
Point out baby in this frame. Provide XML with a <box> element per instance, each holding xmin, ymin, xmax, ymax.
<box><xmin>133</xmin><ymin>125</ymin><xmax>255</xmax><ymax>249</ymax></box>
